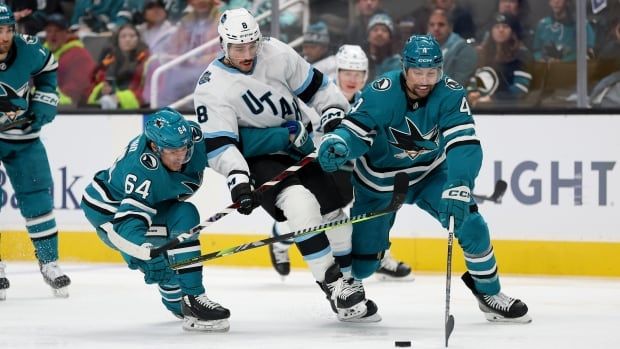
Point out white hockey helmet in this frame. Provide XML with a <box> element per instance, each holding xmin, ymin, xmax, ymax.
<box><xmin>218</xmin><ymin>8</ymin><xmax>262</xmax><ymax>58</ymax></box>
<box><xmin>336</xmin><ymin>44</ymin><xmax>369</xmax><ymax>85</ymax></box>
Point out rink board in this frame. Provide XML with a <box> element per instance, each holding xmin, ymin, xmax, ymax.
<box><xmin>1</xmin><ymin>113</ymin><xmax>619</xmax><ymax>276</ymax></box>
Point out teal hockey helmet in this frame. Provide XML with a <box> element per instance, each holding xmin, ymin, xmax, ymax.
<box><xmin>402</xmin><ymin>34</ymin><xmax>443</xmax><ymax>75</ymax></box>
<box><xmin>144</xmin><ymin>107</ymin><xmax>194</xmax><ymax>164</ymax></box>
<box><xmin>0</xmin><ymin>5</ymin><xmax>15</xmax><ymax>27</ymax></box>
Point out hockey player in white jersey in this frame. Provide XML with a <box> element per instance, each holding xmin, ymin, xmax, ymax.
<box><xmin>269</xmin><ymin>44</ymin><xmax>414</xmax><ymax>282</ymax></box>
<box><xmin>193</xmin><ymin>8</ymin><xmax>378</xmax><ymax>322</ymax></box>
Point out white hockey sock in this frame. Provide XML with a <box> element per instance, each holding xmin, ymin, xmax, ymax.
<box><xmin>323</xmin><ymin>209</ymin><xmax>353</xmax><ymax>279</ymax></box>
<box><xmin>276</xmin><ymin>185</ymin><xmax>334</xmax><ymax>282</ymax></box>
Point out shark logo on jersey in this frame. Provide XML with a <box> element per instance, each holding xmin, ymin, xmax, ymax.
<box><xmin>140</xmin><ymin>153</ymin><xmax>159</xmax><ymax>170</ymax></box>
<box><xmin>0</xmin><ymin>83</ymin><xmax>28</xmax><ymax>121</ymax></box>
<box><xmin>371</xmin><ymin>77</ymin><xmax>391</xmax><ymax>91</ymax></box>
<box><xmin>389</xmin><ymin>117</ymin><xmax>439</xmax><ymax>160</ymax></box>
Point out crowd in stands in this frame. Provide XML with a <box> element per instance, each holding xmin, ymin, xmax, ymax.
<box><xmin>5</xmin><ymin>0</ymin><xmax>620</xmax><ymax>110</ymax></box>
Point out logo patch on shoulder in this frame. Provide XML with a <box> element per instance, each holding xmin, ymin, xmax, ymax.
<box><xmin>198</xmin><ymin>71</ymin><xmax>211</xmax><ymax>85</ymax></box>
<box><xmin>190</xmin><ymin>124</ymin><xmax>203</xmax><ymax>142</ymax></box>
<box><xmin>371</xmin><ymin>77</ymin><xmax>392</xmax><ymax>91</ymax></box>
<box><xmin>140</xmin><ymin>153</ymin><xmax>159</xmax><ymax>170</ymax></box>
<box><xmin>444</xmin><ymin>77</ymin><xmax>463</xmax><ymax>90</ymax></box>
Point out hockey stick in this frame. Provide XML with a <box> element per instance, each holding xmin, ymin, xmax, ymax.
<box><xmin>147</xmin><ymin>152</ymin><xmax>319</xmax><ymax>259</ymax></box>
<box><xmin>169</xmin><ymin>172</ymin><xmax>410</xmax><ymax>269</ymax></box>
<box><xmin>444</xmin><ymin>216</ymin><xmax>456</xmax><ymax>348</ymax></box>
<box><xmin>472</xmin><ymin>180</ymin><xmax>508</xmax><ymax>204</ymax></box>
<box><xmin>0</xmin><ymin>114</ymin><xmax>34</xmax><ymax>132</ymax></box>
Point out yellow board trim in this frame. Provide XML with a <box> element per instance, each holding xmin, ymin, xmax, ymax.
<box><xmin>2</xmin><ymin>231</ymin><xmax>619</xmax><ymax>277</ymax></box>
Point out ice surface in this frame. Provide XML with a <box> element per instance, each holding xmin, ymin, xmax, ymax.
<box><xmin>1</xmin><ymin>263</ymin><xmax>618</xmax><ymax>349</ymax></box>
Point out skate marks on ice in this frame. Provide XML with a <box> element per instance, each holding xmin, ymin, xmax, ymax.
<box><xmin>0</xmin><ymin>263</ymin><xmax>618</xmax><ymax>349</ymax></box>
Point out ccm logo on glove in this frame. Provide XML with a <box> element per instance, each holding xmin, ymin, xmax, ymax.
<box><xmin>441</xmin><ymin>186</ymin><xmax>471</xmax><ymax>202</ymax></box>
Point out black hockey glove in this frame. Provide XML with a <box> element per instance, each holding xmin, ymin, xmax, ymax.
<box><xmin>231</xmin><ymin>182</ymin><xmax>261</xmax><ymax>215</ymax></box>
<box><xmin>318</xmin><ymin>107</ymin><xmax>345</xmax><ymax>133</ymax></box>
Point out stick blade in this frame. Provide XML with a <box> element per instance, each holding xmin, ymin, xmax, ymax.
<box><xmin>491</xmin><ymin>180</ymin><xmax>508</xmax><ymax>203</ymax></box>
<box><xmin>445</xmin><ymin>314</ymin><xmax>455</xmax><ymax>347</ymax></box>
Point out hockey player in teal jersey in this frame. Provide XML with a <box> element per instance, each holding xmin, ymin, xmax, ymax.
<box><xmin>0</xmin><ymin>5</ymin><xmax>70</xmax><ymax>300</ymax></box>
<box><xmin>318</xmin><ymin>35</ymin><xmax>531</xmax><ymax>323</ymax></box>
<box><xmin>80</xmin><ymin>108</ymin><xmax>230</xmax><ymax>332</ymax></box>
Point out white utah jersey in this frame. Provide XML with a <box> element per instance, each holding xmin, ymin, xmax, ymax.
<box><xmin>193</xmin><ymin>37</ymin><xmax>349</xmax><ymax>180</ymax></box>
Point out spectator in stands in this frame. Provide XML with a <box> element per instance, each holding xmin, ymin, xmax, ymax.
<box><xmin>479</xmin><ymin>0</ymin><xmax>533</xmax><ymax>47</ymax></box>
<box><xmin>4</xmin><ymin>0</ymin><xmax>65</xmax><ymax>35</ymax></box>
<box><xmin>152</xmin><ymin>0</ymin><xmax>220</xmax><ymax>107</ymax></box>
<box><xmin>598</xmin><ymin>16</ymin><xmax>620</xmax><ymax>73</ymax></box>
<box><xmin>411</xmin><ymin>0</ymin><xmax>476</xmax><ymax>40</ymax></box>
<box><xmin>70</xmin><ymin>0</ymin><xmax>131</xmax><ymax>34</ymax></box>
<box><xmin>137</xmin><ymin>0</ymin><xmax>176</xmax><ymax>55</ymax></box>
<box><xmin>347</xmin><ymin>0</ymin><xmax>386</xmax><ymax>46</ymax></box>
<box><xmin>252</xmin><ymin>0</ymin><xmax>305</xmax><ymax>42</ymax></box>
<box><xmin>467</xmin><ymin>13</ymin><xmax>533</xmax><ymax>106</ymax></box>
<box><xmin>532</xmin><ymin>0</ymin><xmax>595</xmax><ymax>62</ymax></box>
<box><xmin>302</xmin><ymin>21</ymin><xmax>336</xmax><ymax>79</ymax></box>
<box><xmin>44</xmin><ymin>14</ymin><xmax>96</xmax><ymax>107</ymax></box>
<box><xmin>428</xmin><ymin>8</ymin><xmax>477</xmax><ymax>86</ymax></box>
<box><xmin>88</xmin><ymin>24</ymin><xmax>150</xmax><ymax>109</ymax></box>
<box><xmin>365</xmin><ymin>13</ymin><xmax>401</xmax><ymax>80</ymax></box>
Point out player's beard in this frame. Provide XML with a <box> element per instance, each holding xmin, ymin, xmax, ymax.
<box><xmin>407</xmin><ymin>84</ymin><xmax>433</xmax><ymax>100</ymax></box>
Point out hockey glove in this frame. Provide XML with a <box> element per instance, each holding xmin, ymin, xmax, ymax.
<box><xmin>283</xmin><ymin>120</ymin><xmax>315</xmax><ymax>158</ymax></box>
<box><xmin>318</xmin><ymin>133</ymin><xmax>350</xmax><ymax>172</ymax></box>
<box><xmin>318</xmin><ymin>107</ymin><xmax>345</xmax><ymax>133</ymax></box>
<box><xmin>228</xmin><ymin>171</ymin><xmax>261</xmax><ymax>215</ymax></box>
<box><xmin>124</xmin><ymin>246</ymin><xmax>175</xmax><ymax>285</ymax></box>
<box><xmin>439</xmin><ymin>180</ymin><xmax>472</xmax><ymax>230</ymax></box>
<box><xmin>29</xmin><ymin>100</ymin><xmax>57</xmax><ymax>131</ymax></box>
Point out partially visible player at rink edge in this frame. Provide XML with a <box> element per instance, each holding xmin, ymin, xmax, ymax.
<box><xmin>268</xmin><ymin>44</ymin><xmax>414</xmax><ymax>282</ymax></box>
<box><xmin>0</xmin><ymin>5</ymin><xmax>70</xmax><ymax>300</ymax></box>
<box><xmin>80</xmin><ymin>108</ymin><xmax>231</xmax><ymax>332</ymax></box>
<box><xmin>193</xmin><ymin>8</ymin><xmax>380</xmax><ymax>322</ymax></box>
<box><xmin>318</xmin><ymin>34</ymin><xmax>531</xmax><ymax>323</ymax></box>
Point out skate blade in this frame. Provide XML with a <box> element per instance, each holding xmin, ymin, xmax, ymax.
<box><xmin>340</xmin><ymin>311</ymin><xmax>382</xmax><ymax>323</ymax></box>
<box><xmin>375</xmin><ymin>273</ymin><xmax>415</xmax><ymax>282</ymax></box>
<box><xmin>484</xmin><ymin>312</ymin><xmax>532</xmax><ymax>324</ymax></box>
<box><xmin>182</xmin><ymin>317</ymin><xmax>230</xmax><ymax>332</ymax></box>
<box><xmin>52</xmin><ymin>286</ymin><xmax>69</xmax><ymax>298</ymax></box>
<box><xmin>0</xmin><ymin>289</ymin><xmax>6</xmax><ymax>301</ymax></box>
<box><xmin>336</xmin><ymin>302</ymin><xmax>367</xmax><ymax>321</ymax></box>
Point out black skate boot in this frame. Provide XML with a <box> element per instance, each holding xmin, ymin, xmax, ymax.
<box><xmin>39</xmin><ymin>261</ymin><xmax>71</xmax><ymax>297</ymax></box>
<box><xmin>318</xmin><ymin>264</ymin><xmax>377</xmax><ymax>322</ymax></box>
<box><xmin>339</xmin><ymin>279</ymin><xmax>382</xmax><ymax>323</ymax></box>
<box><xmin>269</xmin><ymin>223</ymin><xmax>291</xmax><ymax>277</ymax></box>
<box><xmin>0</xmin><ymin>261</ymin><xmax>9</xmax><ymax>301</ymax></box>
<box><xmin>375</xmin><ymin>250</ymin><xmax>414</xmax><ymax>282</ymax></box>
<box><xmin>462</xmin><ymin>272</ymin><xmax>531</xmax><ymax>323</ymax></box>
<box><xmin>181</xmin><ymin>294</ymin><xmax>231</xmax><ymax>332</ymax></box>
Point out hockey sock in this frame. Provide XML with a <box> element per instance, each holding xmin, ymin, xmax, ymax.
<box><xmin>26</xmin><ymin>212</ymin><xmax>58</xmax><ymax>263</ymax></box>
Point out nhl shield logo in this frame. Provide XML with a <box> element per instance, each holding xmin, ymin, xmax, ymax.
<box><xmin>371</xmin><ymin>77</ymin><xmax>391</xmax><ymax>91</ymax></box>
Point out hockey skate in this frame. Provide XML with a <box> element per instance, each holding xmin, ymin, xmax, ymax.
<box><xmin>462</xmin><ymin>271</ymin><xmax>531</xmax><ymax>323</ymax></box>
<box><xmin>0</xmin><ymin>261</ymin><xmax>9</xmax><ymax>301</ymax></box>
<box><xmin>181</xmin><ymin>294</ymin><xmax>230</xmax><ymax>332</ymax></box>
<box><xmin>39</xmin><ymin>261</ymin><xmax>71</xmax><ymax>298</ymax></box>
<box><xmin>319</xmin><ymin>264</ymin><xmax>380</xmax><ymax>322</ymax></box>
<box><xmin>375</xmin><ymin>250</ymin><xmax>414</xmax><ymax>282</ymax></box>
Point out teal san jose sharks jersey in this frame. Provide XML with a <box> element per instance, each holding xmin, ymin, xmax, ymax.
<box><xmin>333</xmin><ymin>71</ymin><xmax>482</xmax><ymax>193</ymax></box>
<box><xmin>81</xmin><ymin>122</ymin><xmax>207</xmax><ymax>247</ymax></box>
<box><xmin>0</xmin><ymin>34</ymin><xmax>58</xmax><ymax>141</ymax></box>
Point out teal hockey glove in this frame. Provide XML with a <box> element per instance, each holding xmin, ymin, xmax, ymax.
<box><xmin>439</xmin><ymin>180</ymin><xmax>472</xmax><ymax>230</ymax></box>
<box><xmin>126</xmin><ymin>249</ymin><xmax>175</xmax><ymax>285</ymax></box>
<box><xmin>29</xmin><ymin>101</ymin><xmax>57</xmax><ymax>130</ymax></box>
<box><xmin>283</xmin><ymin>120</ymin><xmax>315</xmax><ymax>157</ymax></box>
<box><xmin>318</xmin><ymin>133</ymin><xmax>349</xmax><ymax>172</ymax></box>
